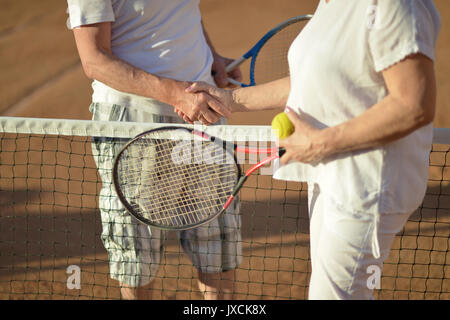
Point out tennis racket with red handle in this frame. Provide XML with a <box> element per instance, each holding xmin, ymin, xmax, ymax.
<box><xmin>113</xmin><ymin>126</ymin><xmax>284</xmax><ymax>230</ymax></box>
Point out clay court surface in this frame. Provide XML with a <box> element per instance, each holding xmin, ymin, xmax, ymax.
<box><xmin>0</xmin><ymin>0</ymin><xmax>449</xmax><ymax>299</ymax></box>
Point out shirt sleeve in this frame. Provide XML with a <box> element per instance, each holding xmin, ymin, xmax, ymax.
<box><xmin>66</xmin><ymin>0</ymin><xmax>115</xmax><ymax>29</ymax></box>
<box><xmin>368</xmin><ymin>0</ymin><xmax>441</xmax><ymax>72</ymax></box>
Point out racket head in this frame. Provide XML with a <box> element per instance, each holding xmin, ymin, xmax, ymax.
<box><xmin>113</xmin><ymin>126</ymin><xmax>240</xmax><ymax>230</ymax></box>
<box><xmin>246</xmin><ymin>14</ymin><xmax>312</xmax><ymax>86</ymax></box>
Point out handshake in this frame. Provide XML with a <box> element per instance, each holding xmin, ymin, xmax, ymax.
<box><xmin>173</xmin><ymin>81</ymin><xmax>238</xmax><ymax>125</ymax></box>
<box><xmin>171</xmin><ymin>55</ymin><xmax>243</xmax><ymax>125</ymax></box>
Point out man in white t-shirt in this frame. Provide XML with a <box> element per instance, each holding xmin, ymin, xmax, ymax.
<box><xmin>187</xmin><ymin>0</ymin><xmax>441</xmax><ymax>299</ymax></box>
<box><xmin>66</xmin><ymin>0</ymin><xmax>242</xmax><ymax>300</ymax></box>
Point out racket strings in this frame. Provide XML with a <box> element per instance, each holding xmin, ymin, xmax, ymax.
<box><xmin>122</xmin><ymin>144</ymin><xmax>227</xmax><ymax>224</ymax></box>
<box><xmin>253</xmin><ymin>20</ymin><xmax>308</xmax><ymax>84</ymax></box>
<box><xmin>116</xmin><ymin>131</ymin><xmax>238</xmax><ymax>228</ymax></box>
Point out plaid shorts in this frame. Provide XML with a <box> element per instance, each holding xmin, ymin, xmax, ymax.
<box><xmin>90</xmin><ymin>102</ymin><xmax>242</xmax><ymax>287</ymax></box>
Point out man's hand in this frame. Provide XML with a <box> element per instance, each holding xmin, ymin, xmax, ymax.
<box><xmin>211</xmin><ymin>53</ymin><xmax>242</xmax><ymax>88</ymax></box>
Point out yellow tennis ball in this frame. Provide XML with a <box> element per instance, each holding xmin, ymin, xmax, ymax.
<box><xmin>271</xmin><ymin>112</ymin><xmax>294</xmax><ymax>139</ymax></box>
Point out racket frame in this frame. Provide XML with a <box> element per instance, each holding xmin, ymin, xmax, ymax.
<box><xmin>112</xmin><ymin>126</ymin><xmax>241</xmax><ymax>230</ymax></box>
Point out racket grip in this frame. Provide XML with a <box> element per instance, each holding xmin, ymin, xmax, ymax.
<box><xmin>223</xmin><ymin>196</ymin><xmax>235</xmax><ymax>210</ymax></box>
<box><xmin>228</xmin><ymin>77</ymin><xmax>244</xmax><ymax>87</ymax></box>
<box><xmin>223</xmin><ymin>175</ymin><xmax>248</xmax><ymax>210</ymax></box>
<box><xmin>211</xmin><ymin>73</ymin><xmax>244</xmax><ymax>87</ymax></box>
<box><xmin>225</xmin><ymin>56</ymin><xmax>246</xmax><ymax>72</ymax></box>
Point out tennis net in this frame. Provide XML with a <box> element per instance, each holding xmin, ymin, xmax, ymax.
<box><xmin>0</xmin><ymin>116</ymin><xmax>448</xmax><ymax>300</ymax></box>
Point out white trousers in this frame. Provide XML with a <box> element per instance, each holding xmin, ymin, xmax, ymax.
<box><xmin>307</xmin><ymin>183</ymin><xmax>412</xmax><ymax>300</ymax></box>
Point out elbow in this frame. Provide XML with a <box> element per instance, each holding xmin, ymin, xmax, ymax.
<box><xmin>421</xmin><ymin>106</ymin><xmax>435</xmax><ymax>125</ymax></box>
<box><xmin>80</xmin><ymin>49</ymin><xmax>111</xmax><ymax>81</ymax></box>
<box><xmin>80</xmin><ymin>51</ymin><xmax>106</xmax><ymax>80</ymax></box>
<box><xmin>81</xmin><ymin>61</ymin><xmax>96</xmax><ymax>80</ymax></box>
<box><xmin>402</xmin><ymin>86</ymin><xmax>436</xmax><ymax>128</ymax></box>
<box><xmin>410</xmin><ymin>101</ymin><xmax>435</xmax><ymax>128</ymax></box>
<box><xmin>413</xmin><ymin>71</ymin><xmax>437</xmax><ymax>127</ymax></box>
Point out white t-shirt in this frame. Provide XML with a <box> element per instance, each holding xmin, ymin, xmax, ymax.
<box><xmin>274</xmin><ymin>0</ymin><xmax>441</xmax><ymax>214</ymax></box>
<box><xmin>66</xmin><ymin>0</ymin><xmax>215</xmax><ymax>116</ymax></box>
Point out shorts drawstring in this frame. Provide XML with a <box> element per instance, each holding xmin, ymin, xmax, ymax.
<box><xmin>372</xmin><ymin>213</ymin><xmax>381</xmax><ymax>259</ymax></box>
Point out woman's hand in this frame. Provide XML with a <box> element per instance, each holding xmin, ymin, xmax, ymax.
<box><xmin>278</xmin><ymin>108</ymin><xmax>331</xmax><ymax>165</ymax></box>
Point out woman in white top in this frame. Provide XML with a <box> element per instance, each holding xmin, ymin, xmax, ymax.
<box><xmin>185</xmin><ymin>0</ymin><xmax>441</xmax><ymax>299</ymax></box>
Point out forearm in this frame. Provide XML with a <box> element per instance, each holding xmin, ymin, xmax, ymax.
<box><xmin>231</xmin><ymin>77</ymin><xmax>291</xmax><ymax>112</ymax></box>
<box><xmin>81</xmin><ymin>49</ymin><xmax>188</xmax><ymax>106</ymax></box>
<box><xmin>320</xmin><ymin>94</ymin><xmax>434</xmax><ymax>157</ymax></box>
